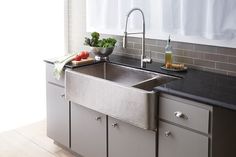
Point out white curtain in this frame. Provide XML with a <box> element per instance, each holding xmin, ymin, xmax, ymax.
<box><xmin>162</xmin><ymin>0</ymin><xmax>236</xmax><ymax>40</ymax></box>
<box><xmin>86</xmin><ymin>0</ymin><xmax>151</xmax><ymax>32</ymax></box>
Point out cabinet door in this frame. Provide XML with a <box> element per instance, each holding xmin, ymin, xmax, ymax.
<box><xmin>158</xmin><ymin>121</ymin><xmax>208</xmax><ymax>157</ymax></box>
<box><xmin>46</xmin><ymin>83</ymin><xmax>69</xmax><ymax>147</ymax></box>
<box><xmin>108</xmin><ymin>117</ymin><xmax>156</xmax><ymax>157</ymax></box>
<box><xmin>71</xmin><ymin>103</ymin><xmax>106</xmax><ymax>157</ymax></box>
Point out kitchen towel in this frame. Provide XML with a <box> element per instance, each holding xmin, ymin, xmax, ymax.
<box><xmin>53</xmin><ymin>53</ymin><xmax>77</xmax><ymax>80</ymax></box>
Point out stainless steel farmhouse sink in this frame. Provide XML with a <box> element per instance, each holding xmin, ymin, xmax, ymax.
<box><xmin>65</xmin><ymin>62</ymin><xmax>178</xmax><ymax>130</ymax></box>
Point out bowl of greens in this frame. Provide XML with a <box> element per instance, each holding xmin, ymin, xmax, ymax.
<box><xmin>84</xmin><ymin>32</ymin><xmax>117</xmax><ymax>60</ymax></box>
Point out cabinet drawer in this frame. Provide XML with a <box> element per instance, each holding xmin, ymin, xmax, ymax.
<box><xmin>46</xmin><ymin>63</ymin><xmax>65</xmax><ymax>86</ymax></box>
<box><xmin>159</xmin><ymin>97</ymin><xmax>210</xmax><ymax>134</ymax></box>
<box><xmin>158</xmin><ymin>121</ymin><xmax>208</xmax><ymax>157</ymax></box>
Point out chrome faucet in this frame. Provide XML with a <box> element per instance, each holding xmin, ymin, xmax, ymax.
<box><xmin>123</xmin><ymin>8</ymin><xmax>152</xmax><ymax>68</ymax></box>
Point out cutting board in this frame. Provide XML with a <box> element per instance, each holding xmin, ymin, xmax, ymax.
<box><xmin>71</xmin><ymin>57</ymin><xmax>94</xmax><ymax>65</ymax></box>
<box><xmin>65</xmin><ymin>57</ymin><xmax>95</xmax><ymax>69</ymax></box>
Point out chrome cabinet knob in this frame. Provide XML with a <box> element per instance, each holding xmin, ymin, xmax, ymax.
<box><xmin>95</xmin><ymin>117</ymin><xmax>101</xmax><ymax>120</ymax></box>
<box><xmin>112</xmin><ymin>123</ymin><xmax>118</xmax><ymax>128</ymax></box>
<box><xmin>174</xmin><ymin>111</ymin><xmax>188</xmax><ymax>119</ymax></box>
<box><xmin>60</xmin><ymin>94</ymin><xmax>65</xmax><ymax>98</ymax></box>
<box><xmin>164</xmin><ymin>131</ymin><xmax>171</xmax><ymax>137</ymax></box>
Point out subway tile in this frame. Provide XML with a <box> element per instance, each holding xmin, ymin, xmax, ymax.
<box><xmin>126</xmin><ymin>42</ymin><xmax>134</xmax><ymax>49</ymax></box>
<box><xmin>127</xmin><ymin>37</ymin><xmax>141</xmax><ymax>43</ymax></box>
<box><xmin>145</xmin><ymin>38</ymin><xmax>157</xmax><ymax>45</ymax></box>
<box><xmin>115</xmin><ymin>46</ymin><xmax>142</xmax><ymax>55</ymax></box>
<box><xmin>194</xmin><ymin>44</ymin><xmax>217</xmax><ymax>53</ymax></box>
<box><xmin>110</xmin><ymin>34</ymin><xmax>236</xmax><ymax>77</ymax></box>
<box><xmin>174</xmin><ymin>56</ymin><xmax>194</xmax><ymax>64</ymax></box>
<box><xmin>174</xmin><ymin>49</ymin><xmax>185</xmax><ymax>56</ymax></box>
<box><xmin>133</xmin><ymin>43</ymin><xmax>142</xmax><ymax>49</ymax></box>
<box><xmin>204</xmin><ymin>53</ymin><xmax>228</xmax><ymax>62</ymax></box>
<box><xmin>116</xmin><ymin>41</ymin><xmax>134</xmax><ymax>49</ymax></box>
<box><xmin>113</xmin><ymin>51</ymin><xmax>123</xmax><ymax>55</ymax></box>
<box><xmin>115</xmin><ymin>52</ymin><xmax>140</xmax><ymax>60</ymax></box>
<box><xmin>114</xmin><ymin>46</ymin><xmax>124</xmax><ymax>52</ymax></box>
<box><xmin>228</xmin><ymin>56</ymin><xmax>236</xmax><ymax>64</ymax></box>
<box><xmin>148</xmin><ymin>45</ymin><xmax>164</xmax><ymax>53</ymax></box>
<box><xmin>156</xmin><ymin>40</ymin><xmax>167</xmax><ymax>47</ymax></box>
<box><xmin>125</xmin><ymin>48</ymin><xmax>140</xmax><ymax>55</ymax></box>
<box><xmin>173</xmin><ymin>42</ymin><xmax>194</xmax><ymax>51</ymax></box>
<box><xmin>203</xmin><ymin>68</ymin><xmax>228</xmax><ymax>75</ymax></box>
<box><xmin>194</xmin><ymin>59</ymin><xmax>215</xmax><ymax>68</ymax></box>
<box><xmin>217</xmin><ymin>47</ymin><xmax>236</xmax><ymax>56</ymax></box>
<box><xmin>213</xmin><ymin>69</ymin><xmax>228</xmax><ymax>75</ymax></box>
<box><xmin>183</xmin><ymin>50</ymin><xmax>204</xmax><ymax>59</ymax></box>
<box><xmin>151</xmin><ymin>52</ymin><xmax>164</xmax><ymax>60</ymax></box>
<box><xmin>216</xmin><ymin>63</ymin><xmax>236</xmax><ymax>72</ymax></box>
<box><xmin>125</xmin><ymin>53</ymin><xmax>141</xmax><ymax>59</ymax></box>
<box><xmin>133</xmin><ymin>43</ymin><xmax>151</xmax><ymax>51</ymax></box>
<box><xmin>152</xmin><ymin>58</ymin><xmax>165</xmax><ymax>64</ymax></box>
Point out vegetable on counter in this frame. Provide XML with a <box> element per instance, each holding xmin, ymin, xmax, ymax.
<box><xmin>84</xmin><ymin>32</ymin><xmax>117</xmax><ymax>48</ymax></box>
<box><xmin>73</xmin><ymin>51</ymin><xmax>90</xmax><ymax>61</ymax></box>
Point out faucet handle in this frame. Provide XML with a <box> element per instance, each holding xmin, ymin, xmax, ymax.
<box><xmin>149</xmin><ymin>51</ymin><xmax>152</xmax><ymax>59</ymax></box>
<box><xmin>143</xmin><ymin>51</ymin><xmax>152</xmax><ymax>63</ymax></box>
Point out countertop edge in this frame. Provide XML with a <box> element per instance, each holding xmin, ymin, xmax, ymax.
<box><xmin>154</xmin><ymin>86</ymin><xmax>236</xmax><ymax>111</ymax></box>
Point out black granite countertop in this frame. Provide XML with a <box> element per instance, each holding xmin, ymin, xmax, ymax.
<box><xmin>44</xmin><ymin>55</ymin><xmax>236</xmax><ymax>111</ymax></box>
<box><xmin>108</xmin><ymin>55</ymin><xmax>236</xmax><ymax>111</ymax></box>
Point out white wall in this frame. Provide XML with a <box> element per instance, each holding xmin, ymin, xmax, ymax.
<box><xmin>0</xmin><ymin>0</ymin><xmax>65</xmax><ymax>132</ymax></box>
<box><xmin>68</xmin><ymin>0</ymin><xmax>87</xmax><ymax>53</ymax></box>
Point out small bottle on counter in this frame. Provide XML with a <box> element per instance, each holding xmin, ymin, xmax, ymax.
<box><xmin>165</xmin><ymin>35</ymin><xmax>173</xmax><ymax>67</ymax></box>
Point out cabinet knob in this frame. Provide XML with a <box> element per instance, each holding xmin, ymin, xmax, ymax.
<box><xmin>112</xmin><ymin>123</ymin><xmax>118</xmax><ymax>128</ymax></box>
<box><xmin>60</xmin><ymin>94</ymin><xmax>65</xmax><ymax>98</ymax></box>
<box><xmin>164</xmin><ymin>131</ymin><xmax>171</xmax><ymax>137</ymax></box>
<box><xmin>95</xmin><ymin>116</ymin><xmax>101</xmax><ymax>120</ymax></box>
<box><xmin>174</xmin><ymin>111</ymin><xmax>188</xmax><ymax>119</ymax></box>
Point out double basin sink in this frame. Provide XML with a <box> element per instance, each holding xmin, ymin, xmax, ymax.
<box><xmin>66</xmin><ymin>62</ymin><xmax>178</xmax><ymax>130</ymax></box>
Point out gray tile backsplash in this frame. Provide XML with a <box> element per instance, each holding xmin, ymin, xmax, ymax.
<box><xmin>110</xmin><ymin>35</ymin><xmax>236</xmax><ymax>76</ymax></box>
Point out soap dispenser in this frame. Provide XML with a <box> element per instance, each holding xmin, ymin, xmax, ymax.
<box><xmin>165</xmin><ymin>35</ymin><xmax>173</xmax><ymax>66</ymax></box>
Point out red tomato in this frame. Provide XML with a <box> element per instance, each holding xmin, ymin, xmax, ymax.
<box><xmin>84</xmin><ymin>51</ymin><xmax>89</xmax><ymax>59</ymax></box>
<box><xmin>74</xmin><ymin>55</ymin><xmax>81</xmax><ymax>61</ymax></box>
<box><xmin>79</xmin><ymin>51</ymin><xmax>86</xmax><ymax>59</ymax></box>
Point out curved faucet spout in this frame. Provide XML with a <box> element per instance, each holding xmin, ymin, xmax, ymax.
<box><xmin>123</xmin><ymin>8</ymin><xmax>152</xmax><ymax>68</ymax></box>
<box><xmin>124</xmin><ymin>8</ymin><xmax>145</xmax><ymax>33</ymax></box>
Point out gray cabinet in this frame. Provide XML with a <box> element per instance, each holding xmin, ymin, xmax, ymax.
<box><xmin>46</xmin><ymin>63</ymin><xmax>69</xmax><ymax>148</ymax></box>
<box><xmin>159</xmin><ymin>96</ymin><xmax>210</xmax><ymax>134</ymax></box>
<box><xmin>46</xmin><ymin>83</ymin><xmax>69</xmax><ymax>147</ymax></box>
<box><xmin>158</xmin><ymin>121</ymin><xmax>208</xmax><ymax>157</ymax></box>
<box><xmin>71</xmin><ymin>103</ymin><xmax>107</xmax><ymax>157</ymax></box>
<box><xmin>108</xmin><ymin>117</ymin><xmax>156</xmax><ymax>157</ymax></box>
<box><xmin>158</xmin><ymin>94</ymin><xmax>211</xmax><ymax>157</ymax></box>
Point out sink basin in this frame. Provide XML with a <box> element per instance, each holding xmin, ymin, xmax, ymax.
<box><xmin>70</xmin><ymin>62</ymin><xmax>176</xmax><ymax>88</ymax></box>
<box><xmin>65</xmin><ymin>62</ymin><xmax>178</xmax><ymax>130</ymax></box>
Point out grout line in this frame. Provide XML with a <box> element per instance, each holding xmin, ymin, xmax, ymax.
<box><xmin>214</xmin><ymin>60</ymin><xmax>236</xmax><ymax>65</ymax></box>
